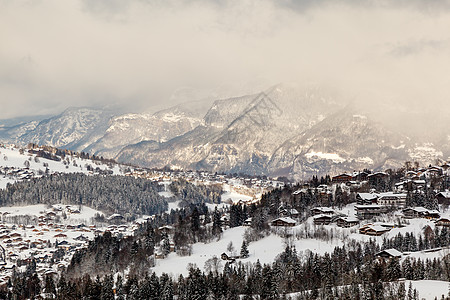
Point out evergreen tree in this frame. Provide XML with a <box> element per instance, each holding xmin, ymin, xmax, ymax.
<box><xmin>240</xmin><ymin>240</ymin><xmax>249</xmax><ymax>258</ymax></box>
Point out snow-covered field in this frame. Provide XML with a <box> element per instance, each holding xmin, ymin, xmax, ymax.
<box><xmin>0</xmin><ymin>146</ymin><xmax>121</xmax><ymax>175</ymax></box>
<box><xmin>152</xmin><ymin>226</ymin><xmax>342</xmax><ymax>277</ymax></box>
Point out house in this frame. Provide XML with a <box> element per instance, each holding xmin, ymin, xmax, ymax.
<box><xmin>332</xmin><ymin>174</ymin><xmax>353</xmax><ymax>183</ymax></box>
<box><xmin>313</xmin><ymin>214</ymin><xmax>333</xmax><ymax>225</ymax></box>
<box><xmin>220</xmin><ymin>215</ymin><xmax>230</xmax><ymax>227</ymax></box>
<box><xmin>435</xmin><ymin>217</ymin><xmax>450</xmax><ymax>227</ymax></box>
<box><xmin>376</xmin><ymin>248</ymin><xmax>402</xmax><ymax>259</ymax></box>
<box><xmin>243</xmin><ymin>218</ymin><xmax>252</xmax><ymax>226</ymax></box>
<box><xmin>359</xmin><ymin>224</ymin><xmax>391</xmax><ymax>236</ymax></box>
<box><xmin>54</xmin><ymin>233</ymin><xmax>67</xmax><ymax>238</ymax></box>
<box><xmin>271</xmin><ymin>217</ymin><xmax>296</xmax><ymax>227</ymax></box>
<box><xmin>336</xmin><ymin>216</ymin><xmax>359</xmax><ymax>228</ymax></box>
<box><xmin>355</xmin><ymin>205</ymin><xmax>384</xmax><ymax>219</ymax></box>
<box><xmin>435</xmin><ymin>192</ymin><xmax>450</xmax><ymax>205</ymax></box>
<box><xmin>158</xmin><ymin>225</ymin><xmax>174</xmax><ymax>235</ymax></box>
<box><xmin>377</xmin><ymin>192</ymin><xmax>406</xmax><ymax>207</ymax></box>
<box><xmin>311</xmin><ymin>207</ymin><xmax>334</xmax><ymax>215</ymax></box>
<box><xmin>403</xmin><ymin>207</ymin><xmax>440</xmax><ymax>219</ymax></box>
<box><xmin>107</xmin><ymin>214</ymin><xmax>124</xmax><ymax>221</ymax></box>
<box><xmin>356</xmin><ymin>193</ymin><xmax>378</xmax><ymax>205</ymax></box>
<box><xmin>289</xmin><ymin>209</ymin><xmax>299</xmax><ymax>218</ymax></box>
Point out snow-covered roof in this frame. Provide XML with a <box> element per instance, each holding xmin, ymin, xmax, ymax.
<box><xmin>377</xmin><ymin>248</ymin><xmax>402</xmax><ymax>257</ymax></box>
<box><xmin>313</xmin><ymin>214</ymin><xmax>332</xmax><ymax>220</ymax></box>
<box><xmin>437</xmin><ymin>191</ymin><xmax>450</xmax><ymax>199</ymax></box>
<box><xmin>357</xmin><ymin>193</ymin><xmax>378</xmax><ymax>200</ymax></box>
<box><xmin>355</xmin><ymin>204</ymin><xmax>381</xmax><ymax>209</ymax></box>
<box><xmin>312</xmin><ymin>207</ymin><xmax>334</xmax><ymax>213</ymax></box>
<box><xmin>338</xmin><ymin>216</ymin><xmax>359</xmax><ymax>223</ymax></box>
<box><xmin>273</xmin><ymin>217</ymin><xmax>296</xmax><ymax>224</ymax></box>
<box><xmin>366</xmin><ymin>225</ymin><xmax>390</xmax><ymax>232</ymax></box>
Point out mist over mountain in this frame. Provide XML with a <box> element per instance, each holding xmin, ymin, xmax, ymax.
<box><xmin>0</xmin><ymin>83</ymin><xmax>448</xmax><ymax>179</ymax></box>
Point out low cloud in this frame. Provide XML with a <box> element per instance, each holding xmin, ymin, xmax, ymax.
<box><xmin>1</xmin><ymin>0</ymin><xmax>450</xmax><ymax>119</ymax></box>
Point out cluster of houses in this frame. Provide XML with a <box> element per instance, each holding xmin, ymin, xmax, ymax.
<box><xmin>0</xmin><ymin>166</ymin><xmax>39</xmax><ymax>181</ymax></box>
<box><xmin>0</xmin><ymin>205</ymin><xmax>139</xmax><ymax>286</ymax></box>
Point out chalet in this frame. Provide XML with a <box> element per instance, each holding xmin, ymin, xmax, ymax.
<box><xmin>46</xmin><ymin>212</ymin><xmax>57</xmax><ymax>218</ymax></box>
<box><xmin>54</xmin><ymin>233</ymin><xmax>67</xmax><ymax>238</ymax></box>
<box><xmin>220</xmin><ymin>215</ymin><xmax>230</xmax><ymax>227</ymax></box>
<box><xmin>332</xmin><ymin>174</ymin><xmax>353</xmax><ymax>183</ymax></box>
<box><xmin>352</xmin><ymin>171</ymin><xmax>370</xmax><ymax>182</ymax></box>
<box><xmin>435</xmin><ymin>217</ymin><xmax>450</xmax><ymax>227</ymax></box>
<box><xmin>289</xmin><ymin>209</ymin><xmax>299</xmax><ymax>218</ymax></box>
<box><xmin>426</xmin><ymin>166</ymin><xmax>442</xmax><ymax>177</ymax></box>
<box><xmin>355</xmin><ymin>205</ymin><xmax>384</xmax><ymax>219</ymax></box>
<box><xmin>107</xmin><ymin>214</ymin><xmax>124</xmax><ymax>221</ymax></box>
<box><xmin>221</xmin><ymin>253</ymin><xmax>236</xmax><ymax>263</ymax></box>
<box><xmin>376</xmin><ymin>248</ymin><xmax>402</xmax><ymax>259</ymax></box>
<box><xmin>377</xmin><ymin>192</ymin><xmax>406</xmax><ymax>207</ymax></box>
<box><xmin>435</xmin><ymin>192</ymin><xmax>450</xmax><ymax>205</ymax></box>
<box><xmin>313</xmin><ymin>214</ymin><xmax>333</xmax><ymax>225</ymax></box>
<box><xmin>271</xmin><ymin>217</ymin><xmax>296</xmax><ymax>227</ymax></box>
<box><xmin>356</xmin><ymin>193</ymin><xmax>378</xmax><ymax>205</ymax></box>
<box><xmin>311</xmin><ymin>207</ymin><xmax>334</xmax><ymax>216</ymax></box>
<box><xmin>336</xmin><ymin>216</ymin><xmax>359</xmax><ymax>228</ymax></box>
<box><xmin>403</xmin><ymin>207</ymin><xmax>440</xmax><ymax>219</ymax></box>
<box><xmin>243</xmin><ymin>218</ymin><xmax>252</xmax><ymax>226</ymax></box>
<box><xmin>158</xmin><ymin>225</ymin><xmax>174</xmax><ymax>234</ymax></box>
<box><xmin>359</xmin><ymin>224</ymin><xmax>391</xmax><ymax>236</ymax></box>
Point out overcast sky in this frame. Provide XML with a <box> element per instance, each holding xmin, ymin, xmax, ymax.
<box><xmin>1</xmin><ymin>0</ymin><xmax>450</xmax><ymax>119</ymax></box>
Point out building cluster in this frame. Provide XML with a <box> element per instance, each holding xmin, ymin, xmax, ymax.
<box><xmin>0</xmin><ymin>205</ymin><xmax>138</xmax><ymax>286</ymax></box>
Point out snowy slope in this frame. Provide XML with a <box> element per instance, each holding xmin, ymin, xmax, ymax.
<box><xmin>0</xmin><ymin>145</ymin><xmax>121</xmax><ymax>188</ymax></box>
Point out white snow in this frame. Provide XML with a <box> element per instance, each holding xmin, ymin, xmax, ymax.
<box><xmin>305</xmin><ymin>151</ymin><xmax>346</xmax><ymax>163</ymax></box>
<box><xmin>0</xmin><ymin>146</ymin><xmax>121</xmax><ymax>181</ymax></box>
<box><xmin>406</xmin><ymin>280</ymin><xmax>450</xmax><ymax>300</ymax></box>
<box><xmin>152</xmin><ymin>225</ymin><xmax>342</xmax><ymax>277</ymax></box>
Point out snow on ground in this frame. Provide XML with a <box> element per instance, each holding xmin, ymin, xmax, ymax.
<box><xmin>407</xmin><ymin>280</ymin><xmax>450</xmax><ymax>300</ymax></box>
<box><xmin>0</xmin><ymin>146</ymin><xmax>121</xmax><ymax>176</ymax></box>
<box><xmin>0</xmin><ymin>204</ymin><xmax>103</xmax><ymax>224</ymax></box>
<box><xmin>0</xmin><ymin>177</ymin><xmax>15</xmax><ymax>189</ymax></box>
<box><xmin>167</xmin><ymin>200</ymin><xmax>182</xmax><ymax>212</ymax></box>
<box><xmin>152</xmin><ymin>225</ymin><xmax>343</xmax><ymax>277</ymax></box>
<box><xmin>286</xmin><ymin>280</ymin><xmax>449</xmax><ymax>300</ymax></box>
<box><xmin>220</xmin><ymin>190</ymin><xmax>253</xmax><ymax>204</ymax></box>
<box><xmin>305</xmin><ymin>151</ymin><xmax>346</xmax><ymax>163</ymax></box>
<box><xmin>159</xmin><ymin>191</ymin><xmax>174</xmax><ymax>198</ymax></box>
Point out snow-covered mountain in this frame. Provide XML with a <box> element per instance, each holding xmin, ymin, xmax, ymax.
<box><xmin>1</xmin><ymin>84</ymin><xmax>449</xmax><ymax>179</ymax></box>
<box><xmin>3</xmin><ymin>107</ymin><xmax>114</xmax><ymax>152</ymax></box>
<box><xmin>115</xmin><ymin>84</ymin><xmax>346</xmax><ymax>175</ymax></box>
<box><xmin>84</xmin><ymin>102</ymin><xmax>207</xmax><ymax>158</ymax></box>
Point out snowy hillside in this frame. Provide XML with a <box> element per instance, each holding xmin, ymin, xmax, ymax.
<box><xmin>0</xmin><ymin>145</ymin><xmax>121</xmax><ymax>189</ymax></box>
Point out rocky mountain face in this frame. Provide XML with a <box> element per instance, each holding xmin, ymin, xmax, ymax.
<box><xmin>1</xmin><ymin>84</ymin><xmax>448</xmax><ymax>179</ymax></box>
<box><xmin>1</xmin><ymin>107</ymin><xmax>114</xmax><ymax>151</ymax></box>
<box><xmin>84</xmin><ymin>103</ymin><xmax>206</xmax><ymax>158</ymax></box>
<box><xmin>115</xmin><ymin>84</ymin><xmax>348</xmax><ymax>176</ymax></box>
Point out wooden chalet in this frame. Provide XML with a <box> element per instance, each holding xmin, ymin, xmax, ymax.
<box><xmin>435</xmin><ymin>217</ymin><xmax>450</xmax><ymax>227</ymax></box>
<box><xmin>336</xmin><ymin>216</ymin><xmax>359</xmax><ymax>228</ymax></box>
<box><xmin>359</xmin><ymin>224</ymin><xmax>391</xmax><ymax>236</ymax></box>
<box><xmin>355</xmin><ymin>205</ymin><xmax>384</xmax><ymax>219</ymax></box>
<box><xmin>271</xmin><ymin>217</ymin><xmax>296</xmax><ymax>227</ymax></box>
<box><xmin>356</xmin><ymin>193</ymin><xmax>378</xmax><ymax>205</ymax></box>
<box><xmin>332</xmin><ymin>174</ymin><xmax>352</xmax><ymax>183</ymax></box>
<box><xmin>243</xmin><ymin>218</ymin><xmax>252</xmax><ymax>226</ymax></box>
<box><xmin>313</xmin><ymin>214</ymin><xmax>333</xmax><ymax>225</ymax></box>
<box><xmin>289</xmin><ymin>209</ymin><xmax>299</xmax><ymax>218</ymax></box>
<box><xmin>311</xmin><ymin>207</ymin><xmax>334</xmax><ymax>216</ymax></box>
<box><xmin>376</xmin><ymin>248</ymin><xmax>402</xmax><ymax>259</ymax></box>
<box><xmin>435</xmin><ymin>192</ymin><xmax>450</xmax><ymax>205</ymax></box>
<box><xmin>403</xmin><ymin>207</ymin><xmax>440</xmax><ymax>219</ymax></box>
<box><xmin>377</xmin><ymin>192</ymin><xmax>406</xmax><ymax>207</ymax></box>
